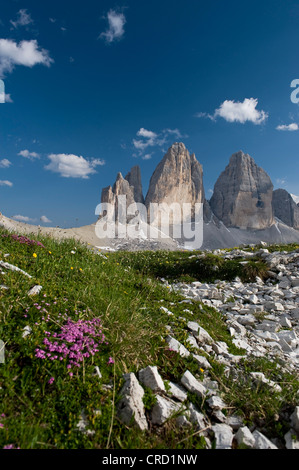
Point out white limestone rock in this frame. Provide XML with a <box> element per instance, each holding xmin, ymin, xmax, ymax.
<box><xmin>181</xmin><ymin>370</ymin><xmax>208</xmax><ymax>398</ymax></box>
<box><xmin>212</xmin><ymin>423</ymin><xmax>234</xmax><ymax>449</ymax></box>
<box><xmin>207</xmin><ymin>395</ymin><xmax>227</xmax><ymax>410</ymax></box>
<box><xmin>166</xmin><ymin>336</ymin><xmax>190</xmax><ymax>357</ymax></box>
<box><xmin>290</xmin><ymin>406</ymin><xmax>299</xmax><ymax>433</ymax></box>
<box><xmin>192</xmin><ymin>354</ymin><xmax>212</xmax><ymax>369</ymax></box>
<box><xmin>253</xmin><ymin>430</ymin><xmax>278</xmax><ymax>449</ymax></box>
<box><xmin>28</xmin><ymin>285</ymin><xmax>43</xmax><ymax>296</ymax></box>
<box><xmin>150</xmin><ymin>395</ymin><xmax>181</xmax><ymax>425</ymax></box>
<box><xmin>284</xmin><ymin>430</ymin><xmax>299</xmax><ymax>449</ymax></box>
<box><xmin>138</xmin><ymin>365</ymin><xmax>165</xmax><ymax>393</ymax></box>
<box><xmin>187</xmin><ymin>321</ymin><xmax>213</xmax><ymax>344</ymax></box>
<box><xmin>167</xmin><ymin>381</ymin><xmax>188</xmax><ymax>402</ymax></box>
<box><xmin>235</xmin><ymin>426</ymin><xmax>255</xmax><ymax>448</ymax></box>
<box><xmin>117</xmin><ymin>373</ymin><xmax>148</xmax><ymax>431</ymax></box>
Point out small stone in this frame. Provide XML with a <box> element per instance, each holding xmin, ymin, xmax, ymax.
<box><xmin>253</xmin><ymin>430</ymin><xmax>278</xmax><ymax>449</ymax></box>
<box><xmin>212</xmin><ymin>341</ymin><xmax>229</xmax><ymax>355</ymax></box>
<box><xmin>212</xmin><ymin>423</ymin><xmax>234</xmax><ymax>449</ymax></box>
<box><xmin>192</xmin><ymin>354</ymin><xmax>212</xmax><ymax>369</ymax></box>
<box><xmin>138</xmin><ymin>365</ymin><xmax>165</xmax><ymax>392</ymax></box>
<box><xmin>290</xmin><ymin>406</ymin><xmax>299</xmax><ymax>433</ymax></box>
<box><xmin>150</xmin><ymin>395</ymin><xmax>181</xmax><ymax>425</ymax></box>
<box><xmin>207</xmin><ymin>395</ymin><xmax>227</xmax><ymax>410</ymax></box>
<box><xmin>235</xmin><ymin>426</ymin><xmax>255</xmax><ymax>448</ymax></box>
<box><xmin>166</xmin><ymin>336</ymin><xmax>190</xmax><ymax>357</ymax></box>
<box><xmin>226</xmin><ymin>415</ymin><xmax>243</xmax><ymax>430</ymax></box>
<box><xmin>187</xmin><ymin>321</ymin><xmax>213</xmax><ymax>344</ymax></box>
<box><xmin>181</xmin><ymin>370</ymin><xmax>208</xmax><ymax>398</ymax></box>
<box><xmin>22</xmin><ymin>325</ymin><xmax>32</xmax><ymax>338</ymax></box>
<box><xmin>117</xmin><ymin>373</ymin><xmax>148</xmax><ymax>431</ymax></box>
<box><xmin>167</xmin><ymin>382</ymin><xmax>188</xmax><ymax>402</ymax></box>
<box><xmin>284</xmin><ymin>430</ymin><xmax>299</xmax><ymax>449</ymax></box>
<box><xmin>212</xmin><ymin>409</ymin><xmax>226</xmax><ymax>423</ymax></box>
<box><xmin>28</xmin><ymin>285</ymin><xmax>43</xmax><ymax>296</ymax></box>
<box><xmin>176</xmin><ymin>414</ymin><xmax>192</xmax><ymax>428</ymax></box>
<box><xmin>188</xmin><ymin>403</ymin><xmax>209</xmax><ymax>431</ymax></box>
<box><xmin>186</xmin><ymin>335</ymin><xmax>200</xmax><ymax>349</ymax></box>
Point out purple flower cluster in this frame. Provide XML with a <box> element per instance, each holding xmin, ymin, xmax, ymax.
<box><xmin>2</xmin><ymin>234</ymin><xmax>45</xmax><ymax>248</ymax></box>
<box><xmin>35</xmin><ymin>317</ymin><xmax>107</xmax><ymax>376</ymax></box>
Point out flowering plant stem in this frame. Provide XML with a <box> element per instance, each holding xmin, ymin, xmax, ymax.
<box><xmin>106</xmin><ymin>357</ymin><xmax>115</xmax><ymax>450</ymax></box>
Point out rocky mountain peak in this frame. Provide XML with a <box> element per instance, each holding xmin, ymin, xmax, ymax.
<box><xmin>273</xmin><ymin>188</ymin><xmax>299</xmax><ymax>230</ymax></box>
<box><xmin>145</xmin><ymin>142</ymin><xmax>205</xmax><ymax>224</ymax></box>
<box><xmin>210</xmin><ymin>151</ymin><xmax>274</xmax><ymax>229</ymax></box>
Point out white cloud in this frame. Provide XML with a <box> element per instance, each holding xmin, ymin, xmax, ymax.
<box><xmin>142</xmin><ymin>154</ymin><xmax>152</xmax><ymax>160</ymax></box>
<box><xmin>162</xmin><ymin>128</ymin><xmax>183</xmax><ymax>139</ymax></box>
<box><xmin>197</xmin><ymin>98</ymin><xmax>268</xmax><ymax>125</ymax></box>
<box><xmin>137</xmin><ymin>128</ymin><xmax>157</xmax><ymax>139</ymax></box>
<box><xmin>100</xmin><ymin>10</ymin><xmax>126</xmax><ymax>43</ymax></box>
<box><xmin>45</xmin><ymin>153</ymin><xmax>105</xmax><ymax>178</ymax></box>
<box><xmin>276</xmin><ymin>178</ymin><xmax>286</xmax><ymax>186</ymax></box>
<box><xmin>18</xmin><ymin>149</ymin><xmax>40</xmax><ymax>160</ymax></box>
<box><xmin>4</xmin><ymin>93</ymin><xmax>13</xmax><ymax>103</ymax></box>
<box><xmin>291</xmin><ymin>194</ymin><xmax>299</xmax><ymax>204</ymax></box>
<box><xmin>0</xmin><ymin>158</ymin><xmax>11</xmax><ymax>168</ymax></box>
<box><xmin>133</xmin><ymin>127</ymin><xmax>185</xmax><ymax>156</ymax></box>
<box><xmin>194</xmin><ymin>112</ymin><xmax>216</xmax><ymax>121</ymax></box>
<box><xmin>0</xmin><ymin>39</ymin><xmax>53</xmax><ymax>77</ymax></box>
<box><xmin>0</xmin><ymin>180</ymin><xmax>13</xmax><ymax>187</ymax></box>
<box><xmin>214</xmin><ymin>98</ymin><xmax>268</xmax><ymax>124</ymax></box>
<box><xmin>0</xmin><ymin>91</ymin><xmax>13</xmax><ymax>103</ymax></box>
<box><xmin>10</xmin><ymin>9</ymin><xmax>33</xmax><ymax>29</ymax></box>
<box><xmin>49</xmin><ymin>18</ymin><xmax>56</xmax><ymax>23</ymax></box>
<box><xmin>276</xmin><ymin>123</ymin><xmax>298</xmax><ymax>131</ymax></box>
<box><xmin>12</xmin><ymin>214</ymin><xmax>35</xmax><ymax>222</ymax></box>
<box><xmin>40</xmin><ymin>215</ymin><xmax>52</xmax><ymax>223</ymax></box>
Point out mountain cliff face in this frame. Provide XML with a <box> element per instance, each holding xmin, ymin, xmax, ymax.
<box><xmin>99</xmin><ymin>145</ymin><xmax>299</xmax><ymax>238</ymax></box>
<box><xmin>125</xmin><ymin>165</ymin><xmax>145</xmax><ymax>204</ymax></box>
<box><xmin>210</xmin><ymin>151</ymin><xmax>274</xmax><ymax>230</ymax></box>
<box><xmin>145</xmin><ymin>142</ymin><xmax>205</xmax><ymax>224</ymax></box>
<box><xmin>273</xmin><ymin>189</ymin><xmax>299</xmax><ymax>230</ymax></box>
<box><xmin>101</xmin><ymin>172</ymin><xmax>137</xmax><ymax>222</ymax></box>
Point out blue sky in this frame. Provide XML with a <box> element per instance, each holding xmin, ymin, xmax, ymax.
<box><xmin>1</xmin><ymin>0</ymin><xmax>299</xmax><ymax>227</ymax></box>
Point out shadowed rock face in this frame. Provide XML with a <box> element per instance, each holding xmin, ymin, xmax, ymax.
<box><xmin>273</xmin><ymin>189</ymin><xmax>299</xmax><ymax>229</ymax></box>
<box><xmin>210</xmin><ymin>151</ymin><xmax>274</xmax><ymax>230</ymax></box>
<box><xmin>101</xmin><ymin>172</ymin><xmax>137</xmax><ymax>222</ymax></box>
<box><xmin>125</xmin><ymin>165</ymin><xmax>144</xmax><ymax>204</ymax></box>
<box><xmin>145</xmin><ymin>142</ymin><xmax>205</xmax><ymax>224</ymax></box>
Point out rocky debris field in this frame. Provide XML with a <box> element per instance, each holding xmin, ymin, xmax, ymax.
<box><xmin>172</xmin><ymin>247</ymin><xmax>299</xmax><ymax>372</ymax></box>
<box><xmin>113</xmin><ymin>246</ymin><xmax>299</xmax><ymax>449</ymax></box>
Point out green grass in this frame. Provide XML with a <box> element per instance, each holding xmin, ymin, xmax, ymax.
<box><xmin>0</xmin><ymin>229</ymin><xmax>298</xmax><ymax>449</ymax></box>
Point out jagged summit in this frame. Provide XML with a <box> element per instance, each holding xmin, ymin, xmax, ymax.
<box><xmin>99</xmin><ymin>144</ymin><xmax>299</xmax><ymax>241</ymax></box>
<box><xmin>273</xmin><ymin>188</ymin><xmax>299</xmax><ymax>230</ymax></box>
<box><xmin>144</xmin><ymin>142</ymin><xmax>205</xmax><ymax>224</ymax></box>
<box><xmin>210</xmin><ymin>150</ymin><xmax>274</xmax><ymax>230</ymax></box>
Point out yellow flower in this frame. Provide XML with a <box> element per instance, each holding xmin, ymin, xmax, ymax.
<box><xmin>48</xmin><ymin>251</ymin><xmax>52</xmax><ymax>254</ymax></box>
<box><xmin>79</xmin><ymin>268</ymin><xmax>83</xmax><ymax>271</ymax></box>
<box><xmin>70</xmin><ymin>267</ymin><xmax>73</xmax><ymax>270</ymax></box>
<box><xmin>33</xmin><ymin>253</ymin><xmax>37</xmax><ymax>258</ymax></box>
<box><xmin>200</xmin><ymin>368</ymin><xmax>204</xmax><ymax>373</ymax></box>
